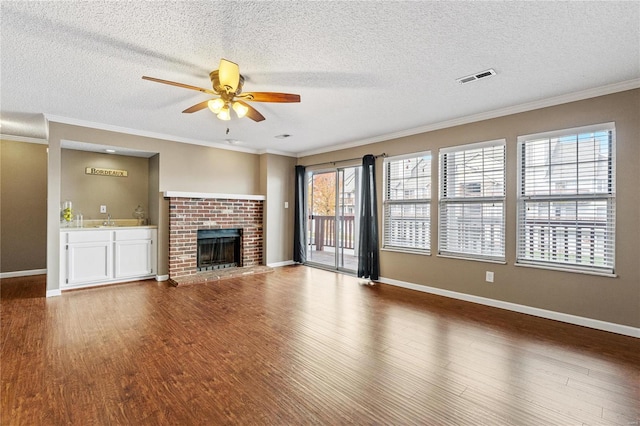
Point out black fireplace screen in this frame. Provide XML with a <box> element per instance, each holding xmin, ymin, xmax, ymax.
<box><xmin>197</xmin><ymin>229</ymin><xmax>242</xmax><ymax>271</ymax></box>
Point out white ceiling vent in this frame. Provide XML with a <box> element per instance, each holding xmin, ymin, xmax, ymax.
<box><xmin>456</xmin><ymin>68</ymin><xmax>497</xmax><ymax>84</ymax></box>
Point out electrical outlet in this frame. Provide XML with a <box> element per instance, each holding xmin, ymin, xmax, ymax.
<box><xmin>284</xmin><ymin>201</ymin><xmax>289</xmax><ymax>209</ymax></box>
<box><xmin>485</xmin><ymin>271</ymin><xmax>494</xmax><ymax>283</ymax></box>
<box><xmin>100</xmin><ymin>205</ymin><xmax>107</xmax><ymax>213</ymax></box>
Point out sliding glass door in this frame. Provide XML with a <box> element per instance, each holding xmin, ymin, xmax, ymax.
<box><xmin>306</xmin><ymin>166</ymin><xmax>360</xmax><ymax>272</ymax></box>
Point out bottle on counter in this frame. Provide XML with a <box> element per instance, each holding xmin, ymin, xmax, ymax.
<box><xmin>134</xmin><ymin>205</ymin><xmax>145</xmax><ymax>226</ymax></box>
<box><xmin>61</xmin><ymin>200</ymin><xmax>74</xmax><ymax>227</ymax></box>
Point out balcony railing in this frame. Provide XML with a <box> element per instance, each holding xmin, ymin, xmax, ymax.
<box><xmin>520</xmin><ymin>219</ymin><xmax>611</xmax><ymax>267</ymax></box>
<box><xmin>309</xmin><ymin>215</ymin><xmax>355</xmax><ymax>251</ymax></box>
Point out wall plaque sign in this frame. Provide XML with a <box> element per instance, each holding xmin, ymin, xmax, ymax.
<box><xmin>85</xmin><ymin>167</ymin><xmax>128</xmax><ymax>177</ymax></box>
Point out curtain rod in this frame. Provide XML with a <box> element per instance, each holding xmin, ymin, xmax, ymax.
<box><xmin>303</xmin><ymin>153</ymin><xmax>387</xmax><ymax>168</ymax></box>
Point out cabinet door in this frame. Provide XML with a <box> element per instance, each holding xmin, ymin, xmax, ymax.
<box><xmin>66</xmin><ymin>241</ymin><xmax>112</xmax><ymax>285</ymax></box>
<box><xmin>114</xmin><ymin>240</ymin><xmax>153</xmax><ymax>279</ymax></box>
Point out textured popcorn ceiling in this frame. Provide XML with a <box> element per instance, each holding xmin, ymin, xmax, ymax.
<box><xmin>1</xmin><ymin>1</ymin><xmax>639</xmax><ymax>156</ymax></box>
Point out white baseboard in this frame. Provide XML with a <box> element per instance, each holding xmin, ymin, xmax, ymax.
<box><xmin>0</xmin><ymin>269</ymin><xmax>47</xmax><ymax>279</ymax></box>
<box><xmin>266</xmin><ymin>260</ymin><xmax>295</xmax><ymax>268</ymax></box>
<box><xmin>378</xmin><ymin>276</ymin><xmax>640</xmax><ymax>338</ymax></box>
<box><xmin>46</xmin><ymin>289</ymin><xmax>62</xmax><ymax>298</ymax></box>
<box><xmin>156</xmin><ymin>275</ymin><xmax>169</xmax><ymax>281</ymax></box>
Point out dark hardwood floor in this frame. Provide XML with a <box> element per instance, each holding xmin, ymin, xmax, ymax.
<box><xmin>2</xmin><ymin>266</ymin><xmax>639</xmax><ymax>425</ymax></box>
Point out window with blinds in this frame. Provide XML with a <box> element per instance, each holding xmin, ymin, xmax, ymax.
<box><xmin>383</xmin><ymin>152</ymin><xmax>431</xmax><ymax>253</ymax></box>
<box><xmin>439</xmin><ymin>140</ymin><xmax>506</xmax><ymax>261</ymax></box>
<box><xmin>517</xmin><ymin>123</ymin><xmax>615</xmax><ymax>274</ymax></box>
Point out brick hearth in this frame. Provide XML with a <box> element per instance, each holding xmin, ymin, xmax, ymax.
<box><xmin>168</xmin><ymin>197</ymin><xmax>264</xmax><ymax>283</ymax></box>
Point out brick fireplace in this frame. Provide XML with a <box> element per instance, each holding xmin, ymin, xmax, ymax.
<box><xmin>166</xmin><ymin>193</ymin><xmax>264</xmax><ymax>284</ymax></box>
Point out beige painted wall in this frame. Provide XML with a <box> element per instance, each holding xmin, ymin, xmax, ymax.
<box><xmin>259</xmin><ymin>154</ymin><xmax>268</xmax><ymax>263</ymax></box>
<box><xmin>0</xmin><ymin>139</ymin><xmax>48</xmax><ymax>273</ymax></box>
<box><xmin>299</xmin><ymin>89</ymin><xmax>640</xmax><ymax>328</ymax></box>
<box><xmin>147</xmin><ymin>155</ymin><xmax>169</xmax><ymax>276</ymax></box>
<box><xmin>261</xmin><ymin>154</ymin><xmax>296</xmax><ymax>265</ymax></box>
<box><xmin>24</xmin><ymin>89</ymin><xmax>639</xmax><ymax>328</ymax></box>
<box><xmin>61</xmin><ymin>149</ymin><xmax>149</xmax><ymax>221</ymax></box>
<box><xmin>52</xmin><ymin>124</ymin><xmax>261</xmax><ymax>194</ymax></box>
<box><xmin>46</xmin><ymin>123</ymin><xmax>263</xmax><ymax>290</ymax></box>
<box><xmin>148</xmin><ymin>154</ymin><xmax>160</xmax><ymax>227</ymax></box>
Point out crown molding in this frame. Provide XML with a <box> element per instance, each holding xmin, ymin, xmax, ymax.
<box><xmin>163</xmin><ymin>191</ymin><xmax>265</xmax><ymax>201</ymax></box>
<box><xmin>296</xmin><ymin>78</ymin><xmax>640</xmax><ymax>158</ymax></box>
<box><xmin>0</xmin><ymin>134</ymin><xmax>48</xmax><ymax>144</ymax></box>
<box><xmin>257</xmin><ymin>148</ymin><xmax>297</xmax><ymax>157</ymax></box>
<box><xmin>35</xmin><ymin>79</ymin><xmax>640</xmax><ymax>158</ymax></box>
<box><xmin>43</xmin><ymin>114</ymin><xmax>261</xmax><ymax>155</ymax></box>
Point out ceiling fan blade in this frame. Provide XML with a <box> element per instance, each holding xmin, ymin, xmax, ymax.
<box><xmin>182</xmin><ymin>100</ymin><xmax>211</xmax><ymax>113</ymax></box>
<box><xmin>236</xmin><ymin>100</ymin><xmax>265</xmax><ymax>122</ymax></box>
<box><xmin>238</xmin><ymin>92</ymin><xmax>301</xmax><ymax>103</ymax></box>
<box><xmin>142</xmin><ymin>76</ymin><xmax>217</xmax><ymax>95</ymax></box>
<box><xmin>218</xmin><ymin>59</ymin><xmax>240</xmax><ymax>93</ymax></box>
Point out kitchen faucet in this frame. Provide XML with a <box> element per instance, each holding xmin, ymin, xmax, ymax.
<box><xmin>103</xmin><ymin>213</ymin><xmax>115</xmax><ymax>226</ymax></box>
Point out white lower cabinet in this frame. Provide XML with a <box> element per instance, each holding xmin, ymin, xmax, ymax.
<box><xmin>114</xmin><ymin>229</ymin><xmax>156</xmax><ymax>279</ymax></box>
<box><xmin>61</xmin><ymin>228</ymin><xmax>157</xmax><ymax>289</ymax></box>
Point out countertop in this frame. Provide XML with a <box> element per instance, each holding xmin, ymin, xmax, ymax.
<box><xmin>61</xmin><ymin>219</ymin><xmax>157</xmax><ymax>231</ymax></box>
<box><xmin>61</xmin><ymin>225</ymin><xmax>157</xmax><ymax>231</ymax></box>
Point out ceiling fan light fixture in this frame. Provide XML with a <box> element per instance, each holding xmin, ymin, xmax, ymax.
<box><xmin>208</xmin><ymin>98</ymin><xmax>225</xmax><ymax>113</ymax></box>
<box><xmin>218</xmin><ymin>59</ymin><xmax>240</xmax><ymax>93</ymax></box>
<box><xmin>217</xmin><ymin>106</ymin><xmax>231</xmax><ymax>121</ymax></box>
<box><xmin>144</xmin><ymin>58</ymin><xmax>299</xmax><ymax>124</ymax></box>
<box><xmin>232</xmin><ymin>101</ymin><xmax>249</xmax><ymax>118</ymax></box>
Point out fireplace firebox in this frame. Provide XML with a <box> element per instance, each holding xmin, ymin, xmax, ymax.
<box><xmin>197</xmin><ymin>229</ymin><xmax>242</xmax><ymax>271</ymax></box>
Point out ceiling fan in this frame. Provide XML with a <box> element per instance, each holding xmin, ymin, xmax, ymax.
<box><xmin>142</xmin><ymin>59</ymin><xmax>301</xmax><ymax>122</ymax></box>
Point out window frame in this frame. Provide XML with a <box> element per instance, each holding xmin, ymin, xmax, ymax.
<box><xmin>382</xmin><ymin>151</ymin><xmax>432</xmax><ymax>254</ymax></box>
<box><xmin>516</xmin><ymin>123</ymin><xmax>616</xmax><ymax>276</ymax></box>
<box><xmin>438</xmin><ymin>139</ymin><xmax>506</xmax><ymax>262</ymax></box>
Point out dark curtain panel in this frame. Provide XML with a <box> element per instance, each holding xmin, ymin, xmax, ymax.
<box><xmin>293</xmin><ymin>165</ymin><xmax>307</xmax><ymax>263</ymax></box>
<box><xmin>357</xmin><ymin>155</ymin><xmax>380</xmax><ymax>280</ymax></box>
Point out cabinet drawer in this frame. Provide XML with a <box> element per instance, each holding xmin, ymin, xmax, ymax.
<box><xmin>115</xmin><ymin>229</ymin><xmax>153</xmax><ymax>241</ymax></box>
<box><xmin>66</xmin><ymin>231</ymin><xmax>111</xmax><ymax>243</ymax></box>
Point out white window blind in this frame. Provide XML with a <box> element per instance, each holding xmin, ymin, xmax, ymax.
<box><xmin>439</xmin><ymin>140</ymin><xmax>506</xmax><ymax>261</ymax></box>
<box><xmin>383</xmin><ymin>152</ymin><xmax>431</xmax><ymax>253</ymax></box>
<box><xmin>517</xmin><ymin>124</ymin><xmax>615</xmax><ymax>274</ymax></box>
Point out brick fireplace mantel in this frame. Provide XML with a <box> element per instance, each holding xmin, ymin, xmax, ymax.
<box><xmin>166</xmin><ymin>192</ymin><xmax>264</xmax><ymax>283</ymax></box>
<box><xmin>163</xmin><ymin>191</ymin><xmax>265</xmax><ymax>201</ymax></box>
